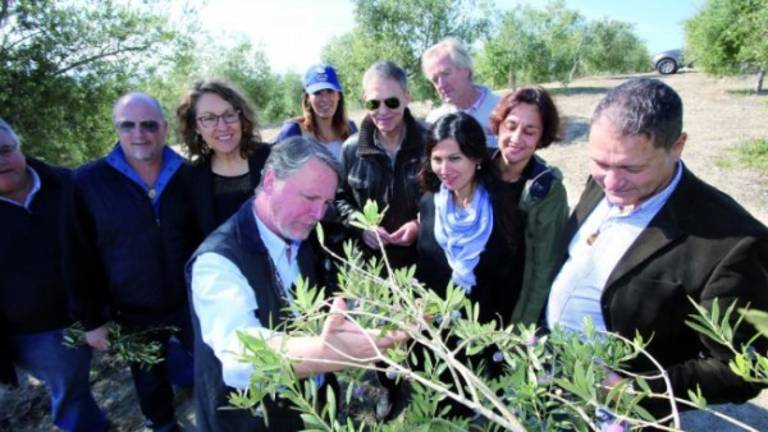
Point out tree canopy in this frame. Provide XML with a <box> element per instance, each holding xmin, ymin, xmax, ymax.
<box><xmin>323</xmin><ymin>0</ymin><xmax>493</xmax><ymax>104</ymax></box>
<box><xmin>476</xmin><ymin>1</ymin><xmax>649</xmax><ymax>88</ymax></box>
<box><xmin>685</xmin><ymin>0</ymin><xmax>768</xmax><ymax>92</ymax></box>
<box><xmin>2</xmin><ymin>0</ymin><xmax>655</xmax><ymax>166</ymax></box>
<box><xmin>0</xmin><ymin>0</ymin><xmax>182</xmax><ymax>165</ymax></box>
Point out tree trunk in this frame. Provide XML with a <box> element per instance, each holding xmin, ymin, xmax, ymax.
<box><xmin>757</xmin><ymin>69</ymin><xmax>765</xmax><ymax>93</ymax></box>
<box><xmin>508</xmin><ymin>70</ymin><xmax>517</xmax><ymax>92</ymax></box>
<box><xmin>0</xmin><ymin>0</ymin><xmax>9</xmax><ymax>29</ymax></box>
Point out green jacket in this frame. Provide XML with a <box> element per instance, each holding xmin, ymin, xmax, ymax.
<box><xmin>504</xmin><ymin>154</ymin><xmax>569</xmax><ymax>326</ymax></box>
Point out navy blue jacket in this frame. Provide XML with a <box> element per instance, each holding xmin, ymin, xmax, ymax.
<box><xmin>74</xmin><ymin>158</ymin><xmax>200</xmax><ymax>329</ymax></box>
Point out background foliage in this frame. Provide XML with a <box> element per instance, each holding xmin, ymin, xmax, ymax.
<box><xmin>685</xmin><ymin>0</ymin><xmax>768</xmax><ymax>92</ymax></box>
<box><xmin>475</xmin><ymin>1</ymin><xmax>649</xmax><ymax>88</ymax></box>
<box><xmin>16</xmin><ymin>0</ymin><xmax>766</xmax><ymax>167</ymax></box>
<box><xmin>322</xmin><ymin>0</ymin><xmax>494</xmax><ymax>104</ymax></box>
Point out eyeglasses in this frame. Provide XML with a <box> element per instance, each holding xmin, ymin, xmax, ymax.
<box><xmin>0</xmin><ymin>144</ymin><xmax>19</xmax><ymax>157</ymax></box>
<box><xmin>116</xmin><ymin>120</ymin><xmax>161</xmax><ymax>133</ymax></box>
<box><xmin>197</xmin><ymin>110</ymin><xmax>240</xmax><ymax>129</ymax></box>
<box><xmin>364</xmin><ymin>97</ymin><xmax>400</xmax><ymax>111</ymax></box>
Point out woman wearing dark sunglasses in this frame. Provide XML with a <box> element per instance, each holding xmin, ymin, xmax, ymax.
<box><xmin>176</xmin><ymin>80</ymin><xmax>271</xmax><ymax>236</ymax></box>
<box><xmin>274</xmin><ymin>64</ymin><xmax>357</xmax><ymax>160</ymax></box>
<box><xmin>337</xmin><ymin>60</ymin><xmax>426</xmax><ymax>271</ymax></box>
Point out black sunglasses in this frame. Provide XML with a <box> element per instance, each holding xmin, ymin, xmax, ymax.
<box><xmin>116</xmin><ymin>120</ymin><xmax>161</xmax><ymax>133</ymax></box>
<box><xmin>364</xmin><ymin>97</ymin><xmax>400</xmax><ymax>111</ymax></box>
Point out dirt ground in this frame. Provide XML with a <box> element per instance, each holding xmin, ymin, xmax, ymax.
<box><xmin>2</xmin><ymin>71</ymin><xmax>766</xmax><ymax>431</ymax></box>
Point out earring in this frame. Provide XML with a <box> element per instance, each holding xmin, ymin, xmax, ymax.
<box><xmin>476</xmin><ymin>164</ymin><xmax>481</xmax><ymax>171</ymax></box>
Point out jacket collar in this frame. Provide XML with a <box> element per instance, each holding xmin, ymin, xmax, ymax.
<box><xmin>356</xmin><ymin>108</ymin><xmax>423</xmax><ymax>157</ymax></box>
<box><xmin>559</xmin><ymin>167</ymin><xmax>694</xmax><ymax>288</ymax></box>
<box><xmin>234</xmin><ymin>198</ymin><xmax>267</xmax><ymax>255</ymax></box>
<box><xmin>233</xmin><ymin>197</ymin><xmax>313</xmax><ymax>277</ymax></box>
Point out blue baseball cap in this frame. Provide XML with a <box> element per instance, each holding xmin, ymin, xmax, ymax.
<box><xmin>303</xmin><ymin>64</ymin><xmax>342</xmax><ymax>94</ymax></box>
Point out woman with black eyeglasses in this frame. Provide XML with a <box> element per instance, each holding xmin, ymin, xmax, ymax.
<box><xmin>275</xmin><ymin>64</ymin><xmax>357</xmax><ymax>160</ymax></box>
<box><xmin>337</xmin><ymin>60</ymin><xmax>426</xmax><ymax>272</ymax></box>
<box><xmin>176</xmin><ymin>80</ymin><xmax>271</xmax><ymax>236</ymax></box>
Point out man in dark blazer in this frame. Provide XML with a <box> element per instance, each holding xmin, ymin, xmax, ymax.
<box><xmin>546</xmin><ymin>78</ymin><xmax>768</xmax><ymax>417</ymax></box>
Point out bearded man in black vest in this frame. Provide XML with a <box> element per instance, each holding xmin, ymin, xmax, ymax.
<box><xmin>188</xmin><ymin>137</ymin><xmax>407</xmax><ymax>431</ymax></box>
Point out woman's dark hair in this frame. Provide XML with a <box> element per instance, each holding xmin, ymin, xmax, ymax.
<box><xmin>176</xmin><ymin>80</ymin><xmax>262</xmax><ymax>161</ymax></box>
<box><xmin>489</xmin><ymin>86</ymin><xmax>561</xmax><ymax>149</ymax></box>
<box><xmin>420</xmin><ymin>112</ymin><xmax>522</xmax><ymax>248</ymax></box>
<box><xmin>299</xmin><ymin>90</ymin><xmax>354</xmax><ymax>142</ymax></box>
<box><xmin>420</xmin><ymin>112</ymin><xmax>497</xmax><ymax>193</ymax></box>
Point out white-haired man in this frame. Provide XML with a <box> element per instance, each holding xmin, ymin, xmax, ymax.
<box><xmin>422</xmin><ymin>37</ymin><xmax>501</xmax><ymax>148</ymax></box>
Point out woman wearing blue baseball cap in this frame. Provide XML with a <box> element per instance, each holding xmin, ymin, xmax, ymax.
<box><xmin>275</xmin><ymin>64</ymin><xmax>357</xmax><ymax>160</ymax></box>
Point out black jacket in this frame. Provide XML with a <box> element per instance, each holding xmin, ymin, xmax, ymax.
<box><xmin>337</xmin><ymin>109</ymin><xmax>426</xmax><ymax>268</ymax></box>
<box><xmin>1</xmin><ymin>158</ymin><xmax>84</xmax><ymax>385</ymax></box>
<box><xmin>414</xmin><ymin>191</ymin><xmax>525</xmax><ymax>417</ymax></box>
<box><xmin>416</xmin><ymin>192</ymin><xmax>525</xmax><ymax>326</ymax></box>
<box><xmin>183</xmin><ymin>145</ymin><xmax>271</xmax><ymax>237</ymax></box>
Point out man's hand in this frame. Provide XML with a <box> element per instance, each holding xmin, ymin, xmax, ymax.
<box><xmin>388</xmin><ymin>220</ymin><xmax>419</xmax><ymax>246</ymax></box>
<box><xmin>85</xmin><ymin>323</ymin><xmax>110</xmax><ymax>352</ymax></box>
<box><xmin>320</xmin><ymin>297</ymin><xmax>408</xmax><ymax>363</ymax></box>
<box><xmin>362</xmin><ymin>226</ymin><xmax>391</xmax><ymax>250</ymax></box>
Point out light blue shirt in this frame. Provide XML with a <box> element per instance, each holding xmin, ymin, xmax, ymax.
<box><xmin>547</xmin><ymin>161</ymin><xmax>684</xmax><ymax>334</ymax></box>
<box><xmin>0</xmin><ymin>166</ymin><xmax>40</xmax><ymax>210</ymax></box>
<box><xmin>105</xmin><ymin>143</ymin><xmax>184</xmax><ymax>215</ymax></box>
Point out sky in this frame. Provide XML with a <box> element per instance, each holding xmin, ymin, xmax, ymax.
<box><xmin>196</xmin><ymin>0</ymin><xmax>704</xmax><ymax>74</ymax></box>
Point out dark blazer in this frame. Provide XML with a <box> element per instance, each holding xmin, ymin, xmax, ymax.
<box><xmin>185</xmin><ymin>145</ymin><xmax>271</xmax><ymax>237</ymax></box>
<box><xmin>553</xmin><ymin>166</ymin><xmax>768</xmax><ymax>413</ymax></box>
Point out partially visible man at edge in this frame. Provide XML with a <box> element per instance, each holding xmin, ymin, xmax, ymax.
<box><xmin>188</xmin><ymin>137</ymin><xmax>407</xmax><ymax>431</ymax></box>
<box><xmin>546</xmin><ymin>78</ymin><xmax>768</xmax><ymax>418</ymax></box>
<box><xmin>422</xmin><ymin>36</ymin><xmax>501</xmax><ymax>148</ymax></box>
<box><xmin>0</xmin><ymin>118</ymin><xmax>107</xmax><ymax>431</ymax></box>
<box><xmin>73</xmin><ymin>92</ymin><xmax>199</xmax><ymax>432</ymax></box>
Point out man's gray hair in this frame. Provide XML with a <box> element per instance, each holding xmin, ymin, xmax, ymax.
<box><xmin>421</xmin><ymin>36</ymin><xmax>474</xmax><ymax>79</ymax></box>
<box><xmin>112</xmin><ymin>92</ymin><xmax>165</xmax><ymax>123</ymax></box>
<box><xmin>0</xmin><ymin>117</ymin><xmax>21</xmax><ymax>147</ymax></box>
<box><xmin>261</xmin><ymin>137</ymin><xmax>343</xmax><ymax>188</ymax></box>
<box><xmin>362</xmin><ymin>61</ymin><xmax>408</xmax><ymax>93</ymax></box>
<box><xmin>592</xmin><ymin>78</ymin><xmax>683</xmax><ymax>151</ymax></box>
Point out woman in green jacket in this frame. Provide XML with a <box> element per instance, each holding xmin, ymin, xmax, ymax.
<box><xmin>489</xmin><ymin>87</ymin><xmax>569</xmax><ymax>325</ymax></box>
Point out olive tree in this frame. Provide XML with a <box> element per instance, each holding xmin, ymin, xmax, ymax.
<box><xmin>322</xmin><ymin>0</ymin><xmax>493</xmax><ymax>105</ymax></box>
<box><xmin>0</xmin><ymin>0</ymin><xmax>185</xmax><ymax>165</ymax></box>
<box><xmin>476</xmin><ymin>1</ymin><xmax>649</xmax><ymax>89</ymax></box>
<box><xmin>685</xmin><ymin>0</ymin><xmax>768</xmax><ymax>92</ymax></box>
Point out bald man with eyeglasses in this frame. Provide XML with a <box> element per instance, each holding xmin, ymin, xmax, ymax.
<box><xmin>72</xmin><ymin>92</ymin><xmax>201</xmax><ymax>432</ymax></box>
